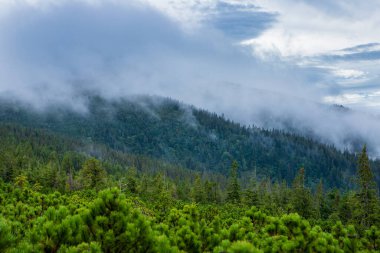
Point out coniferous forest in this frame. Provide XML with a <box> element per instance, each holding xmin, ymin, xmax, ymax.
<box><xmin>0</xmin><ymin>97</ymin><xmax>380</xmax><ymax>252</ymax></box>
<box><xmin>2</xmin><ymin>0</ymin><xmax>380</xmax><ymax>251</ymax></box>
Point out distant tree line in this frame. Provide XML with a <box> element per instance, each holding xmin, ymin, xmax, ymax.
<box><xmin>1</xmin><ymin>96</ymin><xmax>379</xmax><ymax>190</ymax></box>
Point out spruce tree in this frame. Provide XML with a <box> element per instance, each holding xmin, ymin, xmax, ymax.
<box><xmin>62</xmin><ymin>152</ymin><xmax>75</xmax><ymax>191</ymax></box>
<box><xmin>358</xmin><ymin>145</ymin><xmax>375</xmax><ymax>192</ymax></box>
<box><xmin>126</xmin><ymin>166</ymin><xmax>138</xmax><ymax>194</ymax></box>
<box><xmin>244</xmin><ymin>172</ymin><xmax>259</xmax><ymax>207</ymax></box>
<box><xmin>226</xmin><ymin>160</ymin><xmax>241</xmax><ymax>204</ymax></box>
<box><xmin>314</xmin><ymin>179</ymin><xmax>324</xmax><ymax>219</ymax></box>
<box><xmin>193</xmin><ymin>174</ymin><xmax>205</xmax><ymax>203</ymax></box>
<box><xmin>356</xmin><ymin>145</ymin><xmax>379</xmax><ymax>228</ymax></box>
<box><xmin>291</xmin><ymin>168</ymin><xmax>313</xmax><ymax>218</ymax></box>
<box><xmin>204</xmin><ymin>180</ymin><xmax>219</xmax><ymax>203</ymax></box>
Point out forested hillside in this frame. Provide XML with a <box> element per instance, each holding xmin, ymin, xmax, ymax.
<box><xmin>1</xmin><ymin>95</ymin><xmax>378</xmax><ymax>189</ymax></box>
<box><xmin>0</xmin><ymin>123</ymin><xmax>380</xmax><ymax>252</ymax></box>
<box><xmin>1</xmin><ymin>0</ymin><xmax>379</xmax><ymax>251</ymax></box>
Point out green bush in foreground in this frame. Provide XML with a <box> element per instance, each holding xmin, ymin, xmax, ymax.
<box><xmin>1</xmin><ymin>185</ymin><xmax>380</xmax><ymax>252</ymax></box>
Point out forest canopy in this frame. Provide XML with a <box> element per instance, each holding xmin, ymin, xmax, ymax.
<box><xmin>1</xmin><ymin>0</ymin><xmax>380</xmax><ymax>251</ymax></box>
<box><xmin>0</xmin><ymin>122</ymin><xmax>379</xmax><ymax>252</ymax></box>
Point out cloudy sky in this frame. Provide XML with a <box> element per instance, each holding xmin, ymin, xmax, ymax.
<box><xmin>0</xmin><ymin>0</ymin><xmax>379</xmax><ymax>155</ymax></box>
<box><xmin>149</xmin><ymin>0</ymin><xmax>380</xmax><ymax>111</ymax></box>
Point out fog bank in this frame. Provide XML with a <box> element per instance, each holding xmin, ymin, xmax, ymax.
<box><xmin>0</xmin><ymin>0</ymin><xmax>379</xmax><ymax>156</ymax></box>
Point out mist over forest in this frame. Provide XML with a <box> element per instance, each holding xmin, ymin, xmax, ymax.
<box><xmin>0</xmin><ymin>0</ymin><xmax>380</xmax><ymax>156</ymax></box>
<box><xmin>1</xmin><ymin>1</ymin><xmax>380</xmax><ymax>252</ymax></box>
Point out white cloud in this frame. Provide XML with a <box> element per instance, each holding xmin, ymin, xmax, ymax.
<box><xmin>331</xmin><ymin>69</ymin><xmax>366</xmax><ymax>79</ymax></box>
<box><xmin>324</xmin><ymin>93</ymin><xmax>366</xmax><ymax>105</ymax></box>
<box><xmin>1</xmin><ymin>0</ymin><xmax>380</xmax><ymax>156</ymax></box>
<box><xmin>234</xmin><ymin>0</ymin><xmax>380</xmax><ymax>112</ymax></box>
<box><xmin>324</xmin><ymin>90</ymin><xmax>380</xmax><ymax>113</ymax></box>
<box><xmin>246</xmin><ymin>0</ymin><xmax>380</xmax><ymax>57</ymax></box>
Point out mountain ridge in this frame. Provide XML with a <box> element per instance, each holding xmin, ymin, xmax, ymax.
<box><xmin>0</xmin><ymin>95</ymin><xmax>378</xmax><ymax>189</ymax></box>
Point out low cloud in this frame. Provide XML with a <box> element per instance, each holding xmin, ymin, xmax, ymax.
<box><xmin>0</xmin><ymin>0</ymin><xmax>380</xmax><ymax>157</ymax></box>
<box><xmin>0</xmin><ymin>0</ymin><xmax>313</xmax><ymax>105</ymax></box>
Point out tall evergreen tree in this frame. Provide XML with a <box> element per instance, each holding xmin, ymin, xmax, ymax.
<box><xmin>291</xmin><ymin>168</ymin><xmax>313</xmax><ymax>218</ymax></box>
<box><xmin>226</xmin><ymin>160</ymin><xmax>241</xmax><ymax>204</ymax></box>
<box><xmin>244</xmin><ymin>172</ymin><xmax>259</xmax><ymax>207</ymax></box>
<box><xmin>356</xmin><ymin>145</ymin><xmax>379</xmax><ymax>228</ymax></box>
<box><xmin>62</xmin><ymin>152</ymin><xmax>75</xmax><ymax>191</ymax></box>
<box><xmin>193</xmin><ymin>174</ymin><xmax>205</xmax><ymax>203</ymax></box>
<box><xmin>204</xmin><ymin>180</ymin><xmax>220</xmax><ymax>203</ymax></box>
<box><xmin>126</xmin><ymin>166</ymin><xmax>138</xmax><ymax>194</ymax></box>
<box><xmin>314</xmin><ymin>179</ymin><xmax>324</xmax><ymax>219</ymax></box>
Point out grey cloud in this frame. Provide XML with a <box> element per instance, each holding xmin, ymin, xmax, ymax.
<box><xmin>340</xmin><ymin>43</ymin><xmax>380</xmax><ymax>53</ymax></box>
<box><xmin>311</xmin><ymin>43</ymin><xmax>380</xmax><ymax>63</ymax></box>
<box><xmin>205</xmin><ymin>1</ymin><xmax>277</xmax><ymax>40</ymax></box>
<box><xmin>0</xmin><ymin>0</ymin><xmax>380</xmax><ymax>157</ymax></box>
<box><xmin>322</xmin><ymin>51</ymin><xmax>380</xmax><ymax>62</ymax></box>
<box><xmin>300</xmin><ymin>42</ymin><xmax>380</xmax><ymax>95</ymax></box>
<box><xmin>0</xmin><ymin>0</ymin><xmax>309</xmax><ymax>107</ymax></box>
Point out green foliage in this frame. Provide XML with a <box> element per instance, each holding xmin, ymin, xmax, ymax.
<box><xmin>214</xmin><ymin>240</ymin><xmax>262</xmax><ymax>253</ymax></box>
<box><xmin>356</xmin><ymin>145</ymin><xmax>380</xmax><ymax>229</ymax></box>
<box><xmin>14</xmin><ymin>175</ymin><xmax>29</xmax><ymax>189</ymax></box>
<box><xmin>125</xmin><ymin>166</ymin><xmax>139</xmax><ymax>194</ymax></box>
<box><xmin>0</xmin><ymin>217</ymin><xmax>15</xmax><ymax>252</ymax></box>
<box><xmin>362</xmin><ymin>226</ymin><xmax>380</xmax><ymax>251</ymax></box>
<box><xmin>227</xmin><ymin>161</ymin><xmax>241</xmax><ymax>204</ymax></box>
<box><xmin>81</xmin><ymin>188</ymin><xmax>159</xmax><ymax>252</ymax></box>
<box><xmin>0</xmin><ymin>179</ymin><xmax>380</xmax><ymax>252</ymax></box>
<box><xmin>59</xmin><ymin>242</ymin><xmax>102</xmax><ymax>253</ymax></box>
<box><xmin>192</xmin><ymin>174</ymin><xmax>205</xmax><ymax>203</ymax></box>
<box><xmin>2</xmin><ymin>96</ymin><xmax>377</xmax><ymax>189</ymax></box>
<box><xmin>0</xmin><ymin>101</ymin><xmax>380</xmax><ymax>252</ymax></box>
<box><xmin>358</xmin><ymin>145</ymin><xmax>375</xmax><ymax>191</ymax></box>
<box><xmin>291</xmin><ymin>168</ymin><xmax>313</xmax><ymax>218</ymax></box>
<box><xmin>31</xmin><ymin>206</ymin><xmax>81</xmax><ymax>252</ymax></box>
<box><xmin>79</xmin><ymin>158</ymin><xmax>107</xmax><ymax>191</ymax></box>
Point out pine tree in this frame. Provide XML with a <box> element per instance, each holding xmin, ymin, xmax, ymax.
<box><xmin>314</xmin><ymin>179</ymin><xmax>324</xmax><ymax>219</ymax></box>
<box><xmin>62</xmin><ymin>152</ymin><xmax>75</xmax><ymax>191</ymax></box>
<box><xmin>193</xmin><ymin>174</ymin><xmax>205</xmax><ymax>203</ymax></box>
<box><xmin>226</xmin><ymin>160</ymin><xmax>240</xmax><ymax>204</ymax></box>
<box><xmin>79</xmin><ymin>158</ymin><xmax>107</xmax><ymax>191</ymax></box>
<box><xmin>358</xmin><ymin>145</ymin><xmax>375</xmax><ymax>193</ymax></box>
<box><xmin>40</xmin><ymin>151</ymin><xmax>66</xmax><ymax>191</ymax></box>
<box><xmin>204</xmin><ymin>180</ymin><xmax>221</xmax><ymax>203</ymax></box>
<box><xmin>81</xmin><ymin>188</ymin><xmax>162</xmax><ymax>253</ymax></box>
<box><xmin>244</xmin><ymin>172</ymin><xmax>259</xmax><ymax>207</ymax></box>
<box><xmin>126</xmin><ymin>166</ymin><xmax>138</xmax><ymax>194</ymax></box>
<box><xmin>291</xmin><ymin>168</ymin><xmax>313</xmax><ymax>218</ymax></box>
<box><xmin>356</xmin><ymin>145</ymin><xmax>379</xmax><ymax>228</ymax></box>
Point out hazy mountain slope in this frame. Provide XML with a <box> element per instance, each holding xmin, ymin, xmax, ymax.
<box><xmin>0</xmin><ymin>95</ymin><xmax>378</xmax><ymax>189</ymax></box>
<box><xmin>0</xmin><ymin>123</ymin><xmax>209</xmax><ymax>187</ymax></box>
